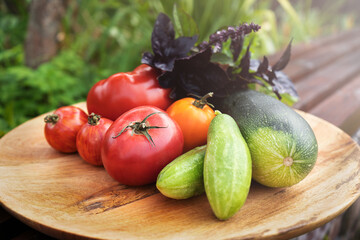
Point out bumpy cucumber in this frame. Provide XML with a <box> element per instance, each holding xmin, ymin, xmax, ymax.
<box><xmin>204</xmin><ymin>114</ymin><xmax>252</xmax><ymax>220</ymax></box>
<box><xmin>156</xmin><ymin>145</ymin><xmax>206</xmax><ymax>199</ymax></box>
<box><xmin>214</xmin><ymin>89</ymin><xmax>318</xmax><ymax>187</ymax></box>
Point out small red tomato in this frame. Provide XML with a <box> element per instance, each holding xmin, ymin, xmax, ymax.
<box><xmin>86</xmin><ymin>64</ymin><xmax>172</xmax><ymax>121</ymax></box>
<box><xmin>166</xmin><ymin>92</ymin><xmax>216</xmax><ymax>152</ymax></box>
<box><xmin>44</xmin><ymin>106</ymin><xmax>88</xmax><ymax>153</ymax></box>
<box><xmin>101</xmin><ymin>106</ymin><xmax>184</xmax><ymax>186</ymax></box>
<box><xmin>76</xmin><ymin>113</ymin><xmax>113</xmax><ymax>166</ymax></box>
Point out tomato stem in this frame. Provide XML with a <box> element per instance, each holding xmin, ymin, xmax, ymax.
<box><xmin>112</xmin><ymin>112</ymin><xmax>168</xmax><ymax>147</ymax></box>
<box><xmin>88</xmin><ymin>113</ymin><xmax>101</xmax><ymax>126</ymax></box>
<box><xmin>191</xmin><ymin>92</ymin><xmax>214</xmax><ymax>109</ymax></box>
<box><xmin>44</xmin><ymin>114</ymin><xmax>59</xmax><ymax>124</ymax></box>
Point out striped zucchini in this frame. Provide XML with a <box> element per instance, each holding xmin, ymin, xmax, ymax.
<box><xmin>214</xmin><ymin>89</ymin><xmax>318</xmax><ymax>187</ymax></box>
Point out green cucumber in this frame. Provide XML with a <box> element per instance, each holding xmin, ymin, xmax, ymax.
<box><xmin>214</xmin><ymin>89</ymin><xmax>318</xmax><ymax>187</ymax></box>
<box><xmin>156</xmin><ymin>145</ymin><xmax>206</xmax><ymax>199</ymax></box>
<box><xmin>204</xmin><ymin>114</ymin><xmax>252</xmax><ymax>220</ymax></box>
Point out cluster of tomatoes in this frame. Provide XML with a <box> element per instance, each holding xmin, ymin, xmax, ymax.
<box><xmin>44</xmin><ymin>64</ymin><xmax>215</xmax><ymax>186</ymax></box>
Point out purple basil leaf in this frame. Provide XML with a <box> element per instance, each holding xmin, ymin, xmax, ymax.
<box><xmin>250</xmin><ymin>58</ymin><xmax>297</xmax><ymax>99</ymax></box>
<box><xmin>251</xmin><ymin>59</ymin><xmax>276</xmax><ymax>84</ymax></box>
<box><xmin>200</xmin><ymin>23</ymin><xmax>261</xmax><ymax>52</ymax></box>
<box><xmin>268</xmin><ymin>71</ymin><xmax>277</xmax><ymax>84</ymax></box>
<box><xmin>239</xmin><ymin>43</ymin><xmax>252</xmax><ymax>78</ymax></box>
<box><xmin>173</xmin><ymin>36</ymin><xmax>199</xmax><ymax>57</ymax></box>
<box><xmin>158</xmin><ymin>48</ymin><xmax>231</xmax><ymax>100</ymax></box>
<box><xmin>257</xmin><ymin>56</ymin><xmax>269</xmax><ymax>75</ymax></box>
<box><xmin>141</xmin><ymin>52</ymin><xmax>154</xmax><ymax>66</ymax></box>
<box><xmin>273</xmin><ymin>71</ymin><xmax>298</xmax><ymax>98</ymax></box>
<box><xmin>141</xmin><ymin>13</ymin><xmax>198</xmax><ymax>72</ymax></box>
<box><xmin>230</xmin><ymin>33</ymin><xmax>244</xmax><ymax>62</ymax></box>
<box><xmin>272</xmin><ymin>39</ymin><xmax>292</xmax><ymax>71</ymax></box>
<box><xmin>158</xmin><ymin>67</ymin><xmax>177</xmax><ymax>89</ymax></box>
<box><xmin>152</xmin><ymin>13</ymin><xmax>175</xmax><ymax>52</ymax></box>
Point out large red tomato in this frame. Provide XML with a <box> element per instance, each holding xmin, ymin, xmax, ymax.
<box><xmin>44</xmin><ymin>106</ymin><xmax>88</xmax><ymax>153</ymax></box>
<box><xmin>101</xmin><ymin>106</ymin><xmax>184</xmax><ymax>186</ymax></box>
<box><xmin>86</xmin><ymin>64</ymin><xmax>172</xmax><ymax>121</ymax></box>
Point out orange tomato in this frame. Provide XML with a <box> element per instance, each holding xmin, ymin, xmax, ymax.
<box><xmin>166</xmin><ymin>93</ymin><xmax>216</xmax><ymax>152</ymax></box>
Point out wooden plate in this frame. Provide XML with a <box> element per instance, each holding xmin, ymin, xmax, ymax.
<box><xmin>0</xmin><ymin>103</ymin><xmax>359</xmax><ymax>240</ymax></box>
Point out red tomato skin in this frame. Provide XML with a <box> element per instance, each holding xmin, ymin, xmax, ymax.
<box><xmin>44</xmin><ymin>106</ymin><xmax>88</xmax><ymax>153</ymax></box>
<box><xmin>101</xmin><ymin>106</ymin><xmax>184</xmax><ymax>186</ymax></box>
<box><xmin>76</xmin><ymin>117</ymin><xmax>113</xmax><ymax>166</ymax></box>
<box><xmin>87</xmin><ymin>64</ymin><xmax>172</xmax><ymax>121</ymax></box>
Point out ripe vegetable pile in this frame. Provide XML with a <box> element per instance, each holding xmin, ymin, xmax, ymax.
<box><xmin>43</xmin><ymin>13</ymin><xmax>318</xmax><ymax>220</ymax></box>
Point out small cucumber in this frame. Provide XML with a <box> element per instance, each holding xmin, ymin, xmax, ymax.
<box><xmin>204</xmin><ymin>114</ymin><xmax>252</xmax><ymax>220</ymax></box>
<box><xmin>156</xmin><ymin>145</ymin><xmax>206</xmax><ymax>199</ymax></box>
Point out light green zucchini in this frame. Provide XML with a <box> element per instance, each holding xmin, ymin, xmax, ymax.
<box><xmin>156</xmin><ymin>145</ymin><xmax>206</xmax><ymax>199</ymax></box>
<box><xmin>204</xmin><ymin>114</ymin><xmax>252</xmax><ymax>220</ymax></box>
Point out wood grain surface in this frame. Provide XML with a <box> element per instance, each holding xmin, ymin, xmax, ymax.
<box><xmin>0</xmin><ymin>103</ymin><xmax>359</xmax><ymax>240</ymax></box>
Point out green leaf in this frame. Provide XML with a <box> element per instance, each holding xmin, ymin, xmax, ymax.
<box><xmin>210</xmin><ymin>52</ymin><xmax>235</xmax><ymax>66</ymax></box>
<box><xmin>159</xmin><ymin>0</ymin><xmax>174</xmax><ymax>15</ymax></box>
<box><xmin>0</xmin><ymin>45</ymin><xmax>23</xmax><ymax>63</ymax></box>
<box><xmin>279</xmin><ymin>93</ymin><xmax>298</xmax><ymax>106</ymax></box>
<box><xmin>252</xmin><ymin>84</ymin><xmax>298</xmax><ymax>106</ymax></box>
<box><xmin>172</xmin><ymin>4</ymin><xmax>198</xmax><ymax>37</ymax></box>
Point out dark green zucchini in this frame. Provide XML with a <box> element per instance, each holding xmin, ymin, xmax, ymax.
<box><xmin>214</xmin><ymin>89</ymin><xmax>318</xmax><ymax>187</ymax></box>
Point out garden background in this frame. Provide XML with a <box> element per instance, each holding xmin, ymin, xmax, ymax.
<box><xmin>0</xmin><ymin>0</ymin><xmax>359</xmax><ymax>138</ymax></box>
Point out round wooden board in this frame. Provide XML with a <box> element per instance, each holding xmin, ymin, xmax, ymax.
<box><xmin>0</xmin><ymin>103</ymin><xmax>360</xmax><ymax>240</ymax></box>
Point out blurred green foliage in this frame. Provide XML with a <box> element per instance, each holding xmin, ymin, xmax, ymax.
<box><xmin>0</xmin><ymin>0</ymin><xmax>357</xmax><ymax>137</ymax></box>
